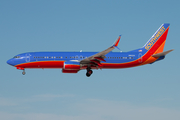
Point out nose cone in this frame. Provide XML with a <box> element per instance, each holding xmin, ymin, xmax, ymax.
<box><xmin>7</xmin><ymin>58</ymin><xmax>14</xmax><ymax>66</ymax></box>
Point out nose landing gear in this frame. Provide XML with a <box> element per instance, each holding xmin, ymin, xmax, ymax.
<box><xmin>22</xmin><ymin>70</ymin><xmax>26</xmax><ymax>75</ymax></box>
<box><xmin>16</xmin><ymin>67</ymin><xmax>26</xmax><ymax>75</ymax></box>
<box><xmin>86</xmin><ymin>68</ymin><xmax>93</xmax><ymax>77</ymax></box>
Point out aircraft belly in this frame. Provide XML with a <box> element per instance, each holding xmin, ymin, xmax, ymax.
<box><xmin>15</xmin><ymin>61</ymin><xmax>64</xmax><ymax>68</ymax></box>
<box><xmin>101</xmin><ymin>61</ymin><xmax>142</xmax><ymax>69</ymax></box>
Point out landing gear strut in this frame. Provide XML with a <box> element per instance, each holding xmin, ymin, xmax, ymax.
<box><xmin>86</xmin><ymin>67</ymin><xmax>93</xmax><ymax>77</ymax></box>
<box><xmin>22</xmin><ymin>70</ymin><xmax>26</xmax><ymax>75</ymax></box>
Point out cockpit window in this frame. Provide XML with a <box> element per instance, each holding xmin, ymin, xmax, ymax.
<box><xmin>13</xmin><ymin>56</ymin><xmax>20</xmax><ymax>58</ymax></box>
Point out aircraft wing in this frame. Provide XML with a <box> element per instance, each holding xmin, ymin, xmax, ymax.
<box><xmin>80</xmin><ymin>35</ymin><xmax>121</xmax><ymax>67</ymax></box>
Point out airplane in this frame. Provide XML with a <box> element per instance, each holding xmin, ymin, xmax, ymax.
<box><xmin>7</xmin><ymin>23</ymin><xmax>173</xmax><ymax>77</ymax></box>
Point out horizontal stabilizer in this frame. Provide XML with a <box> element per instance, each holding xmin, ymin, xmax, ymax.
<box><xmin>152</xmin><ymin>49</ymin><xmax>174</xmax><ymax>57</ymax></box>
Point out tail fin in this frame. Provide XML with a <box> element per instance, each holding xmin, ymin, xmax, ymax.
<box><xmin>142</xmin><ymin>23</ymin><xmax>170</xmax><ymax>54</ymax></box>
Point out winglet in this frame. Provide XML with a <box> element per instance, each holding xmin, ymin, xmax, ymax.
<box><xmin>113</xmin><ymin>35</ymin><xmax>121</xmax><ymax>47</ymax></box>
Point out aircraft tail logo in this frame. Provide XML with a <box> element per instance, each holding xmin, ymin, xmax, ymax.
<box><xmin>143</xmin><ymin>23</ymin><xmax>170</xmax><ymax>53</ymax></box>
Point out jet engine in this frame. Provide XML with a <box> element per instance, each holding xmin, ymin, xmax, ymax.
<box><xmin>62</xmin><ymin>61</ymin><xmax>80</xmax><ymax>73</ymax></box>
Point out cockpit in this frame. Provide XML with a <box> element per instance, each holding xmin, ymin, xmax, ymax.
<box><xmin>13</xmin><ymin>56</ymin><xmax>20</xmax><ymax>58</ymax></box>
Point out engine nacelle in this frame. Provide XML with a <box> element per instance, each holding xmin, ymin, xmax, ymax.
<box><xmin>62</xmin><ymin>69</ymin><xmax>79</xmax><ymax>73</ymax></box>
<box><xmin>63</xmin><ymin>61</ymin><xmax>80</xmax><ymax>70</ymax></box>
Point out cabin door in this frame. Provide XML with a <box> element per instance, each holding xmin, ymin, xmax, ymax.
<box><xmin>138</xmin><ymin>53</ymin><xmax>143</xmax><ymax>63</ymax></box>
<box><xmin>26</xmin><ymin>53</ymin><xmax>31</xmax><ymax>62</ymax></box>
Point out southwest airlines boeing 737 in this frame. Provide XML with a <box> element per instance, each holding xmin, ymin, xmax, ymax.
<box><xmin>7</xmin><ymin>23</ymin><xmax>173</xmax><ymax>77</ymax></box>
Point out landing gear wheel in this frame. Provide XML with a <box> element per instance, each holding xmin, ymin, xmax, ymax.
<box><xmin>22</xmin><ymin>70</ymin><xmax>26</xmax><ymax>75</ymax></box>
<box><xmin>86</xmin><ymin>69</ymin><xmax>93</xmax><ymax>77</ymax></box>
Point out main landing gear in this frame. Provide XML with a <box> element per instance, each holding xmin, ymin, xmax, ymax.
<box><xmin>86</xmin><ymin>67</ymin><xmax>93</xmax><ymax>77</ymax></box>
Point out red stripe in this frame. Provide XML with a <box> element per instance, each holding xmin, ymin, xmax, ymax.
<box><xmin>15</xmin><ymin>61</ymin><xmax>64</xmax><ymax>68</ymax></box>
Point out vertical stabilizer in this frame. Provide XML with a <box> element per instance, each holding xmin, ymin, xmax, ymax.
<box><xmin>142</xmin><ymin>23</ymin><xmax>170</xmax><ymax>53</ymax></box>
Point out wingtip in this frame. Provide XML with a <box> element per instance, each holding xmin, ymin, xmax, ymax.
<box><xmin>113</xmin><ymin>35</ymin><xmax>121</xmax><ymax>47</ymax></box>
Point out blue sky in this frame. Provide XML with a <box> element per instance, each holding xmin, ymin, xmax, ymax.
<box><xmin>0</xmin><ymin>0</ymin><xmax>180</xmax><ymax>120</ymax></box>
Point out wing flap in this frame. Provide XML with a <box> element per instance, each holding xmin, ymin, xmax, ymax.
<box><xmin>90</xmin><ymin>60</ymin><xmax>102</xmax><ymax>67</ymax></box>
<box><xmin>94</xmin><ymin>57</ymin><xmax>106</xmax><ymax>62</ymax></box>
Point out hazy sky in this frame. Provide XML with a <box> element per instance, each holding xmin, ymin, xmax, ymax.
<box><xmin>1</xmin><ymin>0</ymin><xmax>180</xmax><ymax>120</ymax></box>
